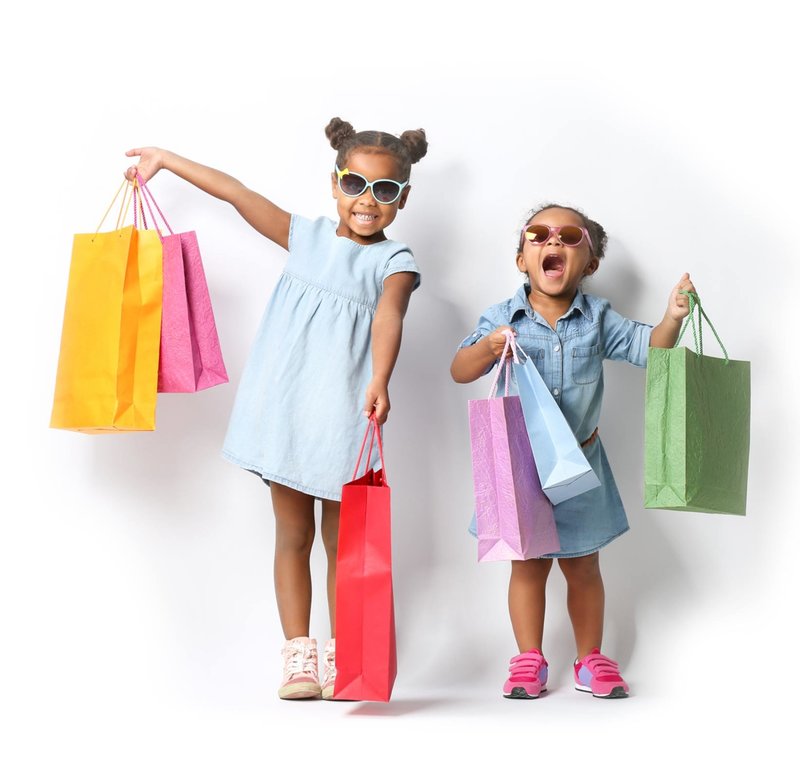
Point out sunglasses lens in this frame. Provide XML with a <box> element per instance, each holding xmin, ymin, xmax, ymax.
<box><xmin>558</xmin><ymin>226</ymin><xmax>584</xmax><ymax>246</ymax></box>
<box><xmin>524</xmin><ymin>225</ymin><xmax>550</xmax><ymax>244</ymax></box>
<box><xmin>372</xmin><ymin>180</ymin><xmax>402</xmax><ymax>203</ymax></box>
<box><xmin>339</xmin><ymin>173</ymin><xmax>367</xmax><ymax>196</ymax></box>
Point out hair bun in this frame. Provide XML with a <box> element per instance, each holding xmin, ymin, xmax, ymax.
<box><xmin>399</xmin><ymin>129</ymin><xmax>428</xmax><ymax>164</ymax></box>
<box><xmin>325</xmin><ymin>117</ymin><xmax>357</xmax><ymax>151</ymax></box>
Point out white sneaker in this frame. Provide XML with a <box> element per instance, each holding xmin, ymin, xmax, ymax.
<box><xmin>320</xmin><ymin>638</ymin><xmax>336</xmax><ymax>700</ymax></box>
<box><xmin>278</xmin><ymin>637</ymin><xmax>321</xmax><ymax>700</ymax></box>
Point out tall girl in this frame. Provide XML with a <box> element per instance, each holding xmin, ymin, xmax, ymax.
<box><xmin>126</xmin><ymin>118</ymin><xmax>427</xmax><ymax>699</ymax></box>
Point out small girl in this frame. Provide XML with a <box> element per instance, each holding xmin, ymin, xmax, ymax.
<box><xmin>451</xmin><ymin>203</ymin><xmax>694</xmax><ymax>699</ymax></box>
<box><xmin>125</xmin><ymin>118</ymin><xmax>427</xmax><ymax>700</ymax></box>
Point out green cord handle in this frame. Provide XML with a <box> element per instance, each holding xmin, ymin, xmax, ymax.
<box><xmin>675</xmin><ymin>291</ymin><xmax>729</xmax><ymax>363</ymax></box>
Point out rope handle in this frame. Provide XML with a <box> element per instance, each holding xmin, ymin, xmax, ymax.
<box><xmin>488</xmin><ymin>329</ymin><xmax>519</xmax><ymax>399</ymax></box>
<box><xmin>131</xmin><ymin>178</ymin><xmax>149</xmax><ymax>231</ymax></box>
<box><xmin>351</xmin><ymin>413</ymin><xmax>388</xmax><ymax>485</ymax></box>
<box><xmin>94</xmin><ymin>180</ymin><xmax>135</xmax><ymax>237</ymax></box>
<box><xmin>136</xmin><ymin>172</ymin><xmax>175</xmax><ymax>237</ymax></box>
<box><xmin>675</xmin><ymin>290</ymin><xmax>729</xmax><ymax>363</ymax></box>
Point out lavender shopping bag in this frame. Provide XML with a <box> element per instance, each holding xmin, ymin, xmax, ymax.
<box><xmin>468</xmin><ymin>335</ymin><xmax>560</xmax><ymax>561</ymax></box>
<box><xmin>138</xmin><ymin>176</ymin><xmax>228</xmax><ymax>393</ymax></box>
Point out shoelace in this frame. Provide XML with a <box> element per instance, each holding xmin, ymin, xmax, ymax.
<box><xmin>283</xmin><ymin>641</ymin><xmax>317</xmax><ymax>677</ymax></box>
<box><xmin>583</xmin><ymin>652</ymin><xmax>622</xmax><ymax>681</ymax></box>
<box><xmin>322</xmin><ymin>644</ymin><xmax>336</xmax><ymax>684</ymax></box>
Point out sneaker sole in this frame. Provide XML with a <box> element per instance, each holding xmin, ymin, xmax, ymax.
<box><xmin>575</xmin><ymin>684</ymin><xmax>628</xmax><ymax>699</ymax></box>
<box><xmin>503</xmin><ymin>686</ymin><xmax>547</xmax><ymax>700</ymax></box>
<box><xmin>279</xmin><ymin>682</ymin><xmax>321</xmax><ymax>700</ymax></box>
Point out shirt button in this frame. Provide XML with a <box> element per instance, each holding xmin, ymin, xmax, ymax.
<box><xmin>554</xmin><ymin>345</ymin><xmax>561</xmax><ymax>353</ymax></box>
<box><xmin>553</xmin><ymin>388</ymin><xmax>560</xmax><ymax>396</ymax></box>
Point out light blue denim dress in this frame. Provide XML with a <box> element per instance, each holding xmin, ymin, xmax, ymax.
<box><xmin>461</xmin><ymin>286</ymin><xmax>652</xmax><ymax>557</ymax></box>
<box><xmin>222</xmin><ymin>215</ymin><xmax>420</xmax><ymax>501</ymax></box>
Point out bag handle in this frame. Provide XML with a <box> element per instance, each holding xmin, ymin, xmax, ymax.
<box><xmin>675</xmin><ymin>291</ymin><xmax>729</xmax><ymax>363</ymax></box>
<box><xmin>136</xmin><ymin>172</ymin><xmax>176</xmax><ymax>239</ymax></box>
<box><xmin>351</xmin><ymin>413</ymin><xmax>388</xmax><ymax>485</ymax></box>
<box><xmin>93</xmin><ymin>180</ymin><xmax>135</xmax><ymax>239</ymax></box>
<box><xmin>488</xmin><ymin>329</ymin><xmax>519</xmax><ymax>399</ymax></box>
<box><xmin>131</xmin><ymin>177</ymin><xmax>151</xmax><ymax>232</ymax></box>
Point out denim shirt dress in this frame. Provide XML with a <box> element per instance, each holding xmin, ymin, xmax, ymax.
<box><xmin>461</xmin><ymin>285</ymin><xmax>653</xmax><ymax>557</ymax></box>
<box><xmin>222</xmin><ymin>215</ymin><xmax>421</xmax><ymax>501</ymax></box>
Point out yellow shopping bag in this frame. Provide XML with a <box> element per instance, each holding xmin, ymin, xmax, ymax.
<box><xmin>50</xmin><ymin>181</ymin><xmax>163</xmax><ymax>432</ymax></box>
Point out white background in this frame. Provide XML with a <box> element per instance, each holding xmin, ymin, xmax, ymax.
<box><xmin>2</xmin><ymin>1</ymin><xmax>797</xmax><ymax>763</ymax></box>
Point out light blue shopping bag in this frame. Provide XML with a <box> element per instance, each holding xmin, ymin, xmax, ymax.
<box><xmin>514</xmin><ymin>349</ymin><xmax>600</xmax><ymax>505</ymax></box>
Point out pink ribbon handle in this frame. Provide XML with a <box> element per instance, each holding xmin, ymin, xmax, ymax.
<box><xmin>132</xmin><ymin>179</ymin><xmax>149</xmax><ymax>231</ymax></box>
<box><xmin>351</xmin><ymin>414</ymin><xmax>388</xmax><ymax>485</ymax></box>
<box><xmin>135</xmin><ymin>172</ymin><xmax>176</xmax><ymax>242</ymax></box>
<box><xmin>487</xmin><ymin>329</ymin><xmax>519</xmax><ymax>399</ymax></box>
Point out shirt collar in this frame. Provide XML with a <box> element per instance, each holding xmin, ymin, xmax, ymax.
<box><xmin>509</xmin><ymin>285</ymin><xmax>594</xmax><ymax>323</ymax></box>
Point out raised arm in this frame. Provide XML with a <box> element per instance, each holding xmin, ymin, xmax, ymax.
<box><xmin>363</xmin><ymin>272</ymin><xmax>418</xmax><ymax>425</ymax></box>
<box><xmin>650</xmin><ymin>272</ymin><xmax>696</xmax><ymax>348</ymax></box>
<box><xmin>125</xmin><ymin>147</ymin><xmax>291</xmax><ymax>250</ymax></box>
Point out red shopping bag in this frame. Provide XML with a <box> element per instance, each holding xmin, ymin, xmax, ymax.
<box><xmin>137</xmin><ymin>175</ymin><xmax>228</xmax><ymax>393</ymax></box>
<box><xmin>333</xmin><ymin>416</ymin><xmax>396</xmax><ymax>702</ymax></box>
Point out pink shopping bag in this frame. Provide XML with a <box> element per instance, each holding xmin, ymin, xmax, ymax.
<box><xmin>138</xmin><ymin>175</ymin><xmax>228</xmax><ymax>393</ymax></box>
<box><xmin>469</xmin><ymin>332</ymin><xmax>560</xmax><ymax>561</ymax></box>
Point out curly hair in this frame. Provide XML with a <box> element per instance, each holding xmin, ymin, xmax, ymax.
<box><xmin>324</xmin><ymin>117</ymin><xmax>428</xmax><ymax>180</ymax></box>
<box><xmin>517</xmin><ymin>203</ymin><xmax>608</xmax><ymax>260</ymax></box>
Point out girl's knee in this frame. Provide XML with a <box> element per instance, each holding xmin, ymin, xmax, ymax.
<box><xmin>321</xmin><ymin>527</ymin><xmax>338</xmax><ymax>558</ymax></box>
<box><xmin>558</xmin><ymin>553</ymin><xmax>602</xmax><ymax>583</ymax></box>
<box><xmin>274</xmin><ymin>516</ymin><xmax>316</xmax><ymax>554</ymax></box>
<box><xmin>271</xmin><ymin>484</ymin><xmax>316</xmax><ymax>554</ymax></box>
<box><xmin>276</xmin><ymin>529</ymin><xmax>315</xmax><ymax>556</ymax></box>
<box><xmin>511</xmin><ymin>557</ymin><xmax>554</xmax><ymax>580</ymax></box>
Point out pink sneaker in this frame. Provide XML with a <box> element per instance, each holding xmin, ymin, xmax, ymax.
<box><xmin>503</xmin><ymin>649</ymin><xmax>548</xmax><ymax>699</ymax></box>
<box><xmin>320</xmin><ymin>639</ymin><xmax>336</xmax><ymax>700</ymax></box>
<box><xmin>574</xmin><ymin>648</ymin><xmax>629</xmax><ymax>698</ymax></box>
<box><xmin>278</xmin><ymin>637</ymin><xmax>321</xmax><ymax>700</ymax></box>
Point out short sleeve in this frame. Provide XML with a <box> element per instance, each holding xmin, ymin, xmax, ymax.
<box><xmin>287</xmin><ymin>213</ymin><xmax>314</xmax><ymax>253</ymax></box>
<box><xmin>602</xmin><ymin>306</ymin><xmax>653</xmax><ymax>366</ymax></box>
<box><xmin>383</xmin><ymin>249</ymin><xmax>421</xmax><ymax>291</ymax></box>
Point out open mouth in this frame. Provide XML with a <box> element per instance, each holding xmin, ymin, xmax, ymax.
<box><xmin>542</xmin><ymin>254</ymin><xmax>565</xmax><ymax>278</ymax></box>
<box><xmin>353</xmin><ymin>212</ymin><xmax>378</xmax><ymax>224</ymax></box>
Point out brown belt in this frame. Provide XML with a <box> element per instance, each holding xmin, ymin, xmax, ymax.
<box><xmin>580</xmin><ymin>428</ymin><xmax>599</xmax><ymax>449</ymax></box>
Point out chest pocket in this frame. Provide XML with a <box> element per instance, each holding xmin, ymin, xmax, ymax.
<box><xmin>571</xmin><ymin>344</ymin><xmax>602</xmax><ymax>385</ymax></box>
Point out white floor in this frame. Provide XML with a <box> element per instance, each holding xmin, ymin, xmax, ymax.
<box><xmin>4</xmin><ymin>643</ymin><xmax>789</xmax><ymax>766</ymax></box>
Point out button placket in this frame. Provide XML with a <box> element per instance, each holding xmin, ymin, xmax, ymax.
<box><xmin>551</xmin><ymin>332</ymin><xmax>563</xmax><ymax>399</ymax></box>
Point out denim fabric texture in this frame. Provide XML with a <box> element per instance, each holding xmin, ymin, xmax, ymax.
<box><xmin>223</xmin><ymin>215</ymin><xmax>420</xmax><ymax>501</ymax></box>
<box><xmin>462</xmin><ymin>285</ymin><xmax>653</xmax><ymax>557</ymax></box>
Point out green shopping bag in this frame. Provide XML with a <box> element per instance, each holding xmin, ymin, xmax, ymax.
<box><xmin>644</xmin><ymin>293</ymin><xmax>750</xmax><ymax>515</ymax></box>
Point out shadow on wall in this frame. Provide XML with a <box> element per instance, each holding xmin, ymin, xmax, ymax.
<box><xmin>85</xmin><ymin>279</ymin><xmax>246</xmax><ymax>514</ymax></box>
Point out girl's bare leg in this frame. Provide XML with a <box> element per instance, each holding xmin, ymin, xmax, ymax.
<box><xmin>508</xmin><ymin>558</ymin><xmax>553</xmax><ymax>651</ymax></box>
<box><xmin>558</xmin><ymin>552</ymin><xmax>605</xmax><ymax>658</ymax></box>
<box><xmin>320</xmin><ymin>499</ymin><xmax>341</xmax><ymax>637</ymax></box>
<box><xmin>271</xmin><ymin>483</ymin><xmax>316</xmax><ymax>639</ymax></box>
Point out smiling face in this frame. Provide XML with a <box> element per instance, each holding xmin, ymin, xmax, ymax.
<box><xmin>516</xmin><ymin>207</ymin><xmax>600</xmax><ymax>303</ymax></box>
<box><xmin>331</xmin><ymin>150</ymin><xmax>410</xmax><ymax>245</ymax></box>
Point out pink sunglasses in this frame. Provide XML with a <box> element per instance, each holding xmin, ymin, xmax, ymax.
<box><xmin>523</xmin><ymin>224</ymin><xmax>594</xmax><ymax>253</ymax></box>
